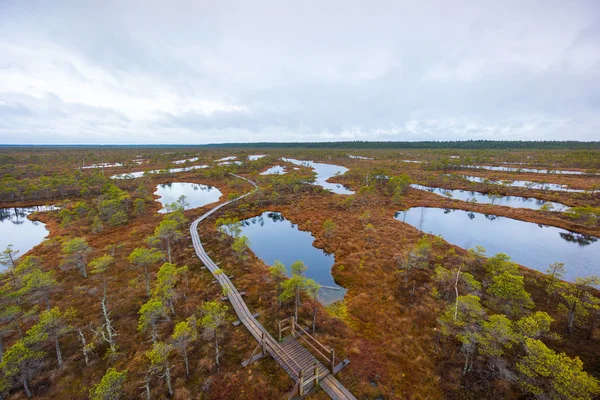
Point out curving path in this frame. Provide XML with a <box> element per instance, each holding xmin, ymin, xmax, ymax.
<box><xmin>189</xmin><ymin>174</ymin><xmax>355</xmax><ymax>399</ymax></box>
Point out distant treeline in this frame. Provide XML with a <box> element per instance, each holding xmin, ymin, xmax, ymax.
<box><xmin>205</xmin><ymin>140</ymin><xmax>600</xmax><ymax>150</ymax></box>
<box><xmin>1</xmin><ymin>140</ymin><xmax>599</xmax><ymax>150</ymax></box>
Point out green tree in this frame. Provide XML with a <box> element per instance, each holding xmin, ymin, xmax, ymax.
<box><xmin>388</xmin><ymin>174</ymin><xmax>411</xmax><ymax>203</ymax></box>
<box><xmin>89</xmin><ymin>367</ymin><xmax>127</xmax><ymax>400</ymax></box>
<box><xmin>474</xmin><ymin>314</ymin><xmax>518</xmax><ymax>366</ymax></box>
<box><xmin>558</xmin><ymin>276</ymin><xmax>600</xmax><ymax>335</ymax></box>
<box><xmin>487</xmin><ymin>272</ymin><xmax>534</xmax><ymax>316</ymax></box>
<box><xmin>516</xmin><ymin>338</ymin><xmax>600</xmax><ymax>400</ymax></box>
<box><xmin>269</xmin><ymin>260</ymin><xmax>287</xmax><ymax>311</ymax></box>
<box><xmin>153</xmin><ymin>219</ymin><xmax>182</xmax><ymax>263</ymax></box>
<box><xmin>322</xmin><ymin>219</ymin><xmax>336</xmax><ymax>238</ymax></box>
<box><xmin>304</xmin><ymin>278</ymin><xmax>320</xmax><ymax>333</ymax></box>
<box><xmin>281</xmin><ymin>274</ymin><xmax>308</xmax><ymax>322</ymax></box>
<box><xmin>146</xmin><ymin>341</ymin><xmax>174</xmax><ymax>396</ymax></box>
<box><xmin>0</xmin><ymin>303</ymin><xmax>22</xmax><ymax>361</ymax></box>
<box><xmin>215</xmin><ymin>217</ymin><xmax>242</xmax><ymax>242</ymax></box>
<box><xmin>0</xmin><ymin>339</ymin><xmax>43</xmax><ymax>398</ymax></box>
<box><xmin>0</xmin><ymin>245</ymin><xmax>20</xmax><ymax>286</ymax></box>
<box><xmin>171</xmin><ymin>320</ymin><xmax>196</xmax><ymax>377</ymax></box>
<box><xmin>128</xmin><ymin>247</ymin><xmax>162</xmax><ymax>297</ymax></box>
<box><xmin>432</xmin><ymin>265</ymin><xmax>481</xmax><ymax>301</ymax></box>
<box><xmin>439</xmin><ymin>295</ymin><xmax>486</xmax><ymax>375</ymax></box>
<box><xmin>90</xmin><ymin>255</ymin><xmax>115</xmax><ymax>288</ymax></box>
<box><xmin>396</xmin><ymin>237</ymin><xmax>432</xmax><ymax>280</ymax></box>
<box><xmin>109</xmin><ymin>211</ymin><xmax>128</xmax><ymax>226</ymax></box>
<box><xmin>231</xmin><ymin>235</ymin><xmax>250</xmax><ymax>262</ymax></box>
<box><xmin>544</xmin><ymin>262</ymin><xmax>566</xmax><ymax>305</ymax></box>
<box><xmin>133</xmin><ymin>198</ymin><xmax>145</xmax><ymax>216</ymax></box>
<box><xmin>91</xmin><ymin>216</ymin><xmax>104</xmax><ymax>234</ymax></box>
<box><xmin>483</xmin><ymin>253</ymin><xmax>519</xmax><ymax>277</ymax></box>
<box><xmin>515</xmin><ymin>312</ymin><xmax>554</xmax><ymax>340</ymax></box>
<box><xmin>152</xmin><ymin>262</ymin><xmax>182</xmax><ymax>315</ymax></box>
<box><xmin>138</xmin><ymin>298</ymin><xmax>168</xmax><ymax>342</ymax></box>
<box><xmin>25</xmin><ymin>307</ymin><xmax>74</xmax><ymax>367</ymax></box>
<box><xmin>291</xmin><ymin>260</ymin><xmax>307</xmax><ymax>277</ymax></box>
<box><xmin>16</xmin><ymin>263</ymin><xmax>57</xmax><ymax>310</ymax></box>
<box><xmin>60</xmin><ymin>238</ymin><xmax>92</xmax><ymax>278</ymax></box>
<box><xmin>200</xmin><ymin>301</ymin><xmax>229</xmax><ymax>367</ymax></box>
<box><xmin>175</xmin><ymin>195</ymin><xmax>189</xmax><ymax>210</ymax></box>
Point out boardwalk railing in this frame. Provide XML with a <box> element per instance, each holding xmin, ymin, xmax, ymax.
<box><xmin>279</xmin><ymin>317</ymin><xmax>336</xmax><ymax>373</ymax></box>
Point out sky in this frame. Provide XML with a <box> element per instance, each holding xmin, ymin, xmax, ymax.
<box><xmin>0</xmin><ymin>0</ymin><xmax>599</xmax><ymax>144</ymax></box>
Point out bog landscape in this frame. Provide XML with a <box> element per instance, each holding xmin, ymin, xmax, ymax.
<box><xmin>1</xmin><ymin>142</ymin><xmax>599</xmax><ymax>399</ymax></box>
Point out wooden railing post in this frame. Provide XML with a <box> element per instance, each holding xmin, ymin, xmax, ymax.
<box><xmin>291</xmin><ymin>318</ymin><xmax>296</xmax><ymax>338</ymax></box>
<box><xmin>261</xmin><ymin>332</ymin><xmax>267</xmax><ymax>356</ymax></box>
<box><xmin>278</xmin><ymin>320</ymin><xmax>282</xmax><ymax>341</ymax></box>
<box><xmin>314</xmin><ymin>361</ymin><xmax>319</xmax><ymax>386</ymax></box>
<box><xmin>331</xmin><ymin>348</ymin><xmax>335</xmax><ymax>372</ymax></box>
<box><xmin>299</xmin><ymin>369</ymin><xmax>304</xmax><ymax>396</ymax></box>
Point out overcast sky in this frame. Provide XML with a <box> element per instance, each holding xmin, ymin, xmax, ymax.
<box><xmin>0</xmin><ymin>1</ymin><xmax>599</xmax><ymax>144</ymax></box>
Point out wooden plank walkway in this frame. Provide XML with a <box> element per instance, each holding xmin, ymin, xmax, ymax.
<box><xmin>189</xmin><ymin>174</ymin><xmax>356</xmax><ymax>399</ymax></box>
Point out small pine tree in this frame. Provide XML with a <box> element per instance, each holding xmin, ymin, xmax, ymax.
<box><xmin>89</xmin><ymin>367</ymin><xmax>127</xmax><ymax>400</ymax></box>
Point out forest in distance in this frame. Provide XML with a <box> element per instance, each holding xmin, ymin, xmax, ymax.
<box><xmin>2</xmin><ymin>140</ymin><xmax>600</xmax><ymax>150</ymax></box>
<box><xmin>0</xmin><ymin>145</ymin><xmax>599</xmax><ymax>399</ymax></box>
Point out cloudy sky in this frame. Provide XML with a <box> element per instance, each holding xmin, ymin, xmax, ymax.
<box><xmin>0</xmin><ymin>0</ymin><xmax>599</xmax><ymax>144</ymax></box>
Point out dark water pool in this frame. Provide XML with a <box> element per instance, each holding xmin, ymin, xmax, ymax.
<box><xmin>154</xmin><ymin>183</ymin><xmax>222</xmax><ymax>213</ymax></box>
<box><xmin>395</xmin><ymin>207</ymin><xmax>599</xmax><ymax>282</ymax></box>
<box><xmin>0</xmin><ymin>206</ymin><xmax>55</xmax><ymax>270</ymax></box>
<box><xmin>238</xmin><ymin>211</ymin><xmax>346</xmax><ymax>304</ymax></box>
<box><xmin>281</xmin><ymin>158</ymin><xmax>354</xmax><ymax>195</ymax></box>
<box><xmin>412</xmin><ymin>184</ymin><xmax>567</xmax><ymax>211</ymax></box>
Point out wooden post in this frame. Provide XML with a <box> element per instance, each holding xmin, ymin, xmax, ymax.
<box><xmin>299</xmin><ymin>369</ymin><xmax>304</xmax><ymax>396</ymax></box>
<box><xmin>314</xmin><ymin>361</ymin><xmax>319</xmax><ymax>386</ymax></box>
<box><xmin>278</xmin><ymin>320</ymin><xmax>282</xmax><ymax>341</ymax></box>
<box><xmin>291</xmin><ymin>318</ymin><xmax>296</xmax><ymax>338</ymax></box>
<box><xmin>331</xmin><ymin>348</ymin><xmax>335</xmax><ymax>372</ymax></box>
<box><xmin>261</xmin><ymin>332</ymin><xmax>266</xmax><ymax>356</ymax></box>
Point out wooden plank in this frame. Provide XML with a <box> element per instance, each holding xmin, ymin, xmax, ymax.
<box><xmin>333</xmin><ymin>359</ymin><xmax>351</xmax><ymax>374</ymax></box>
<box><xmin>241</xmin><ymin>352</ymin><xmax>267</xmax><ymax>367</ymax></box>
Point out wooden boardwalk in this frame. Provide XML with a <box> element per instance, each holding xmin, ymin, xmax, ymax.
<box><xmin>189</xmin><ymin>175</ymin><xmax>356</xmax><ymax>399</ymax></box>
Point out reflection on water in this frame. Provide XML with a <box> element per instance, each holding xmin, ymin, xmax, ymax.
<box><xmin>395</xmin><ymin>207</ymin><xmax>600</xmax><ymax>282</ymax></box>
<box><xmin>281</xmin><ymin>158</ymin><xmax>354</xmax><ymax>195</ymax></box>
<box><xmin>0</xmin><ymin>206</ymin><xmax>55</xmax><ymax>269</ymax></box>
<box><xmin>456</xmin><ymin>175</ymin><xmax>586</xmax><ymax>193</ymax></box>
<box><xmin>111</xmin><ymin>165</ymin><xmax>209</xmax><ymax>179</ymax></box>
<box><xmin>261</xmin><ymin>165</ymin><xmax>286</xmax><ymax>175</ymax></box>
<box><xmin>216</xmin><ymin>156</ymin><xmax>236</xmax><ymax>162</ymax></box>
<box><xmin>411</xmin><ymin>184</ymin><xmax>567</xmax><ymax>211</ymax></box>
<box><xmin>461</xmin><ymin>165</ymin><xmax>594</xmax><ymax>175</ymax></box>
<box><xmin>154</xmin><ymin>183</ymin><xmax>222</xmax><ymax>213</ymax></box>
<box><xmin>238</xmin><ymin>211</ymin><xmax>346</xmax><ymax>304</ymax></box>
<box><xmin>173</xmin><ymin>157</ymin><xmax>199</xmax><ymax>164</ymax></box>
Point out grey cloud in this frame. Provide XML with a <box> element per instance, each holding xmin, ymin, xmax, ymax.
<box><xmin>0</xmin><ymin>0</ymin><xmax>599</xmax><ymax>143</ymax></box>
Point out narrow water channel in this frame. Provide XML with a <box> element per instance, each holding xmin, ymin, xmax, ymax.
<box><xmin>461</xmin><ymin>165</ymin><xmax>594</xmax><ymax>175</ymax></box>
<box><xmin>111</xmin><ymin>165</ymin><xmax>209</xmax><ymax>179</ymax></box>
<box><xmin>260</xmin><ymin>165</ymin><xmax>286</xmax><ymax>175</ymax></box>
<box><xmin>395</xmin><ymin>207</ymin><xmax>599</xmax><ymax>282</ymax></box>
<box><xmin>411</xmin><ymin>184</ymin><xmax>568</xmax><ymax>211</ymax></box>
<box><xmin>281</xmin><ymin>158</ymin><xmax>354</xmax><ymax>195</ymax></box>
<box><xmin>454</xmin><ymin>175</ymin><xmax>586</xmax><ymax>193</ymax></box>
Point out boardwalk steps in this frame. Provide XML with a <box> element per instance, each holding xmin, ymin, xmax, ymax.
<box><xmin>189</xmin><ymin>175</ymin><xmax>356</xmax><ymax>399</ymax></box>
